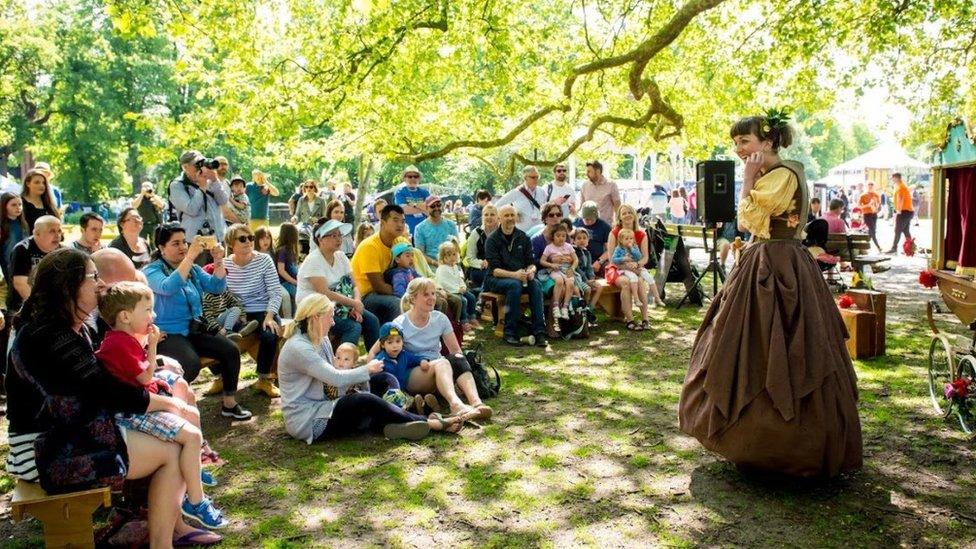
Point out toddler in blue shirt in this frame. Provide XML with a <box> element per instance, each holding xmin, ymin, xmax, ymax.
<box><xmin>375</xmin><ymin>322</ymin><xmax>431</xmax><ymax>413</ymax></box>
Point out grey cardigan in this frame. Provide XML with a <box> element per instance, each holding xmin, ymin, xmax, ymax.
<box><xmin>278</xmin><ymin>332</ymin><xmax>370</xmax><ymax>444</ymax></box>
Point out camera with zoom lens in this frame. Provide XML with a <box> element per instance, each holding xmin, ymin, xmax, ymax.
<box><xmin>195</xmin><ymin>157</ymin><xmax>221</xmax><ymax>170</ymax></box>
<box><xmin>198</xmin><ymin>221</ymin><xmax>215</xmax><ymax>237</ymax></box>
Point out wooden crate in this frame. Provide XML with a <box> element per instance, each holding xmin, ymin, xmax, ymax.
<box><xmin>846</xmin><ymin>289</ymin><xmax>886</xmax><ymax>355</ymax></box>
<box><xmin>839</xmin><ymin>308</ymin><xmax>877</xmax><ymax>359</ymax></box>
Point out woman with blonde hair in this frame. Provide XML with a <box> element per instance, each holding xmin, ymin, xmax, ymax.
<box><xmin>606</xmin><ymin>204</ymin><xmax>664</xmax><ymax>323</ymax></box>
<box><xmin>370</xmin><ymin>278</ymin><xmax>492</xmax><ymax>421</ymax></box>
<box><xmin>277</xmin><ymin>294</ymin><xmax>461</xmax><ymax>443</ymax></box>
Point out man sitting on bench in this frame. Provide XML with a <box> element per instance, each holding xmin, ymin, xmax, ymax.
<box><xmin>483</xmin><ymin>205</ymin><xmax>548</xmax><ymax>348</ymax></box>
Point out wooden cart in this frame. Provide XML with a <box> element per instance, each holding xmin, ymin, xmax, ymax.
<box><xmin>926</xmin><ymin>119</ymin><xmax>976</xmax><ymax>434</ymax></box>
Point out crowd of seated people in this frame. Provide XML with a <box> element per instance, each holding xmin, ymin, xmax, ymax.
<box><xmin>2</xmin><ymin>154</ymin><xmax>676</xmax><ymax>545</ymax></box>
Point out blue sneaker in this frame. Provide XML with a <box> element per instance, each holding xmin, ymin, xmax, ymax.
<box><xmin>200</xmin><ymin>469</ymin><xmax>217</xmax><ymax>487</ymax></box>
<box><xmin>182</xmin><ymin>496</ymin><xmax>228</xmax><ymax>529</ymax></box>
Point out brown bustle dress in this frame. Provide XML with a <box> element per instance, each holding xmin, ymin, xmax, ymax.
<box><xmin>678</xmin><ymin>160</ymin><xmax>863</xmax><ymax>477</ymax></box>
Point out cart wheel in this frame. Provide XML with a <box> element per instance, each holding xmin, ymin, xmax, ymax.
<box><xmin>955</xmin><ymin>355</ymin><xmax>976</xmax><ymax>435</ymax></box>
<box><xmin>928</xmin><ymin>335</ymin><xmax>955</xmax><ymax>417</ymax></box>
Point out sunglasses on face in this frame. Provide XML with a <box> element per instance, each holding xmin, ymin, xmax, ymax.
<box><xmin>405</xmin><ymin>174</ymin><xmax>420</xmax><ymax>179</ymax></box>
<box><xmin>547</xmin><ymin>212</ymin><xmax>561</xmax><ymax>218</ymax></box>
<box><xmin>236</xmin><ymin>235</ymin><xmax>256</xmax><ymax>243</ymax></box>
<box><xmin>304</xmin><ymin>186</ymin><xmax>316</xmax><ymax>190</ymax></box>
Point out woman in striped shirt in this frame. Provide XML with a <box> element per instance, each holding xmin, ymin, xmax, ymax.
<box><xmin>223</xmin><ymin>224</ymin><xmax>283</xmax><ymax>398</ymax></box>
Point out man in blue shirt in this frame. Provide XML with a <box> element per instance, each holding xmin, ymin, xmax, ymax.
<box><xmin>245</xmin><ymin>169</ymin><xmax>280</xmax><ymax>230</ymax></box>
<box><xmin>394</xmin><ymin>165</ymin><xmax>429</xmax><ymax>235</ymax></box>
<box><xmin>413</xmin><ymin>195</ymin><xmax>458</xmax><ymax>267</ymax></box>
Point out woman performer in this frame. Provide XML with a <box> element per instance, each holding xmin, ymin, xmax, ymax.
<box><xmin>678</xmin><ymin>111</ymin><xmax>862</xmax><ymax>478</ymax></box>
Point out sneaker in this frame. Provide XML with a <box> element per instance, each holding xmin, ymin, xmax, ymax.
<box><xmin>238</xmin><ymin>319</ymin><xmax>260</xmax><ymax>337</ymax></box>
<box><xmin>561</xmin><ymin>307</ymin><xmax>570</xmax><ymax>319</ymax></box>
<box><xmin>225</xmin><ymin>332</ymin><xmax>243</xmax><ymax>343</ymax></box>
<box><xmin>203</xmin><ymin>379</ymin><xmax>223</xmax><ymax>396</ymax></box>
<box><xmin>534</xmin><ymin>334</ymin><xmax>548</xmax><ymax>347</ymax></box>
<box><xmin>253</xmin><ymin>378</ymin><xmax>280</xmax><ymax>398</ymax></box>
<box><xmin>220</xmin><ymin>403</ymin><xmax>253</xmax><ymax>420</ymax></box>
<box><xmin>552</xmin><ymin>306</ymin><xmax>561</xmax><ymax>320</ymax></box>
<box><xmin>200</xmin><ymin>469</ymin><xmax>217</xmax><ymax>487</ymax></box>
<box><xmin>181</xmin><ymin>496</ymin><xmax>228</xmax><ymax>530</ymax></box>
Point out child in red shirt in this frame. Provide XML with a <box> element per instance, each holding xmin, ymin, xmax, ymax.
<box><xmin>96</xmin><ymin>281</ymin><xmax>227</xmax><ymax>529</ymax></box>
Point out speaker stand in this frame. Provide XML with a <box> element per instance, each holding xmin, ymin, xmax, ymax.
<box><xmin>676</xmin><ymin>223</ymin><xmax>726</xmax><ymax>308</ymax></box>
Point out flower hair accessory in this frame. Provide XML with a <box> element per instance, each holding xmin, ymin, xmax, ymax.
<box><xmin>762</xmin><ymin>107</ymin><xmax>791</xmax><ymax>134</ymax></box>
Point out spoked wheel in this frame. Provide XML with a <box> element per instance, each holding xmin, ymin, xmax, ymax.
<box><xmin>955</xmin><ymin>355</ymin><xmax>976</xmax><ymax>435</ymax></box>
<box><xmin>928</xmin><ymin>335</ymin><xmax>955</xmax><ymax>417</ymax></box>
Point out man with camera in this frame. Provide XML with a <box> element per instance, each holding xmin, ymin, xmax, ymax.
<box><xmin>169</xmin><ymin>150</ymin><xmax>228</xmax><ymax>264</ymax></box>
<box><xmin>132</xmin><ymin>181</ymin><xmax>165</xmax><ymax>247</ymax></box>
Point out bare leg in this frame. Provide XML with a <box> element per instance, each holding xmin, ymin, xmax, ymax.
<box><xmin>589</xmin><ymin>282</ymin><xmax>604</xmax><ymax>308</ymax></box>
<box><xmin>173</xmin><ymin>424</ymin><xmax>205</xmax><ymax>504</ymax></box>
<box><xmin>125</xmin><ymin>431</ymin><xmax>185</xmax><ymax>548</ymax></box>
<box><xmin>616</xmin><ymin>279</ymin><xmax>632</xmax><ymax>322</ymax></box>
<box><xmin>637</xmin><ymin>280</ymin><xmax>649</xmax><ymax>321</ymax></box>
<box><xmin>407</xmin><ymin>359</ymin><xmax>468</xmax><ymax>414</ymax></box>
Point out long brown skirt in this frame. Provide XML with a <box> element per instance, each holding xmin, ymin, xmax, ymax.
<box><xmin>678</xmin><ymin>239</ymin><xmax>862</xmax><ymax>477</ymax></box>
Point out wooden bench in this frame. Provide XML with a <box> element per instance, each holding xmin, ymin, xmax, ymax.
<box><xmin>11</xmin><ymin>480</ymin><xmax>111</xmax><ymax>548</ymax></box>
<box><xmin>479</xmin><ymin>292</ymin><xmax>556</xmax><ymax>337</ymax></box>
<box><xmin>825</xmin><ymin>233</ymin><xmax>890</xmax><ymax>290</ymax></box>
<box><xmin>594</xmin><ymin>279</ymin><xmax>622</xmax><ymax>320</ymax></box>
<box><xmin>199</xmin><ymin>318</ymin><xmax>295</xmax><ymax>375</ymax></box>
<box><xmin>659</xmin><ymin>223</ymin><xmax>718</xmax><ymax>252</ymax></box>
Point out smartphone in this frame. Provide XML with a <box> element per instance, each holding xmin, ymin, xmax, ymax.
<box><xmin>197</xmin><ymin>235</ymin><xmax>218</xmax><ymax>249</ymax></box>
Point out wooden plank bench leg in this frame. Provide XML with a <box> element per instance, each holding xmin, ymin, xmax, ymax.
<box><xmin>12</xmin><ymin>481</ymin><xmax>111</xmax><ymax>549</ymax></box>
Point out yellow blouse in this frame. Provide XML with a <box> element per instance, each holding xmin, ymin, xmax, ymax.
<box><xmin>739</xmin><ymin>168</ymin><xmax>798</xmax><ymax>239</ymax></box>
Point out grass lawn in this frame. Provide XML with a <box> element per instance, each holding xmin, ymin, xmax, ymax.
<box><xmin>3</xmin><ymin>280</ymin><xmax>976</xmax><ymax>547</ymax></box>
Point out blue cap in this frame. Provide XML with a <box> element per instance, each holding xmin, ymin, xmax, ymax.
<box><xmin>379</xmin><ymin>322</ymin><xmax>403</xmax><ymax>341</ymax></box>
<box><xmin>391</xmin><ymin>242</ymin><xmax>412</xmax><ymax>259</ymax></box>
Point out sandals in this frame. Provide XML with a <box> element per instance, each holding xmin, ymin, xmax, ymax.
<box><xmin>429</xmin><ymin>413</ymin><xmax>464</xmax><ymax>434</ymax></box>
<box><xmin>640</xmin><ymin>320</ymin><xmax>651</xmax><ymax>331</ymax></box>
<box><xmin>625</xmin><ymin>320</ymin><xmax>642</xmax><ymax>331</ymax></box>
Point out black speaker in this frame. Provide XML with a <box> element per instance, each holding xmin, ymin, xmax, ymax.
<box><xmin>696</xmin><ymin>160</ymin><xmax>736</xmax><ymax>224</ymax></box>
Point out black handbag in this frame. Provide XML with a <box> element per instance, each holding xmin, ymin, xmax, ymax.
<box><xmin>9</xmin><ymin>348</ymin><xmax>128</xmax><ymax>495</ymax></box>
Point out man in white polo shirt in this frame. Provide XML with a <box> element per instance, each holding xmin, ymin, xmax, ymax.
<box><xmin>495</xmin><ymin>165</ymin><xmax>549</xmax><ymax>232</ymax></box>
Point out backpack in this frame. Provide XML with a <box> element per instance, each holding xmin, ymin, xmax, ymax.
<box><xmin>464</xmin><ymin>342</ymin><xmax>500</xmax><ymax>399</ymax></box>
<box><xmin>459</xmin><ymin>227</ymin><xmax>486</xmax><ymax>268</ymax></box>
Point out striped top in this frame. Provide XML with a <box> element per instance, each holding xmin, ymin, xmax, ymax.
<box><xmin>6</xmin><ymin>432</ymin><xmax>40</xmax><ymax>482</ymax></box>
<box><xmin>223</xmin><ymin>252</ymin><xmax>283</xmax><ymax>314</ymax></box>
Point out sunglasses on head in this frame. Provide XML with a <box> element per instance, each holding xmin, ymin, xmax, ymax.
<box><xmin>236</xmin><ymin>235</ymin><xmax>255</xmax><ymax>243</ymax></box>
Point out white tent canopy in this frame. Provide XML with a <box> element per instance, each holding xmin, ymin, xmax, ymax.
<box><xmin>820</xmin><ymin>142</ymin><xmax>929</xmax><ymax>186</ymax></box>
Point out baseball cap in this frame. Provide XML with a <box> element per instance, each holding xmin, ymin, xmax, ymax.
<box><xmin>379</xmin><ymin>322</ymin><xmax>403</xmax><ymax>341</ymax></box>
<box><xmin>425</xmin><ymin>195</ymin><xmax>442</xmax><ymax>208</ymax></box>
<box><xmin>391</xmin><ymin>242</ymin><xmax>412</xmax><ymax>259</ymax></box>
<box><xmin>230</xmin><ymin>175</ymin><xmax>246</xmax><ymax>184</ymax></box>
<box><xmin>179</xmin><ymin>150</ymin><xmax>205</xmax><ymax>165</ymax></box>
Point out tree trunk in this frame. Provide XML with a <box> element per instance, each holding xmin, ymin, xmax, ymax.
<box><xmin>354</xmin><ymin>155</ymin><xmax>375</xmax><ymax>228</ymax></box>
<box><xmin>127</xmin><ymin>143</ymin><xmax>143</xmax><ymax>195</ymax></box>
<box><xmin>0</xmin><ymin>146</ymin><xmax>9</xmax><ymax>177</ymax></box>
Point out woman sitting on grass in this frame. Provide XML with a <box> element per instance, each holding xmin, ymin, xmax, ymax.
<box><xmin>277</xmin><ymin>294</ymin><xmax>462</xmax><ymax>443</ymax></box>
<box><xmin>369</xmin><ymin>277</ymin><xmax>492</xmax><ymax>421</ymax></box>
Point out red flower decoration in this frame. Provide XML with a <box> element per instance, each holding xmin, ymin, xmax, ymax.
<box><xmin>837</xmin><ymin>295</ymin><xmax>855</xmax><ymax>309</ymax></box>
<box><xmin>919</xmin><ymin>269</ymin><xmax>937</xmax><ymax>289</ymax></box>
